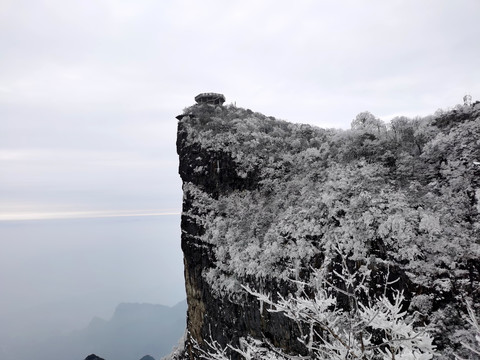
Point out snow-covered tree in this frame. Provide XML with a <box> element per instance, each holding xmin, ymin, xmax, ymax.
<box><xmin>351</xmin><ymin>111</ymin><xmax>386</xmax><ymax>134</ymax></box>
<box><xmin>456</xmin><ymin>300</ymin><xmax>480</xmax><ymax>359</ymax></box>
<box><xmin>178</xmin><ymin>102</ymin><xmax>479</xmax><ymax>358</ymax></box>
<box><xmin>198</xmin><ymin>253</ymin><xmax>435</xmax><ymax>360</ymax></box>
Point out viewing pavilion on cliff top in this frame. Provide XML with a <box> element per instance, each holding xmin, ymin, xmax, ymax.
<box><xmin>194</xmin><ymin>92</ymin><xmax>226</xmax><ymax>106</ymax></box>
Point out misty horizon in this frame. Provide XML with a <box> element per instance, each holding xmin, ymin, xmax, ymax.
<box><xmin>0</xmin><ymin>214</ymin><xmax>185</xmax><ymax>356</ymax></box>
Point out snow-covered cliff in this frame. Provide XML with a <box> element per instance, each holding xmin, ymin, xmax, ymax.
<box><xmin>176</xmin><ymin>101</ymin><xmax>480</xmax><ymax>359</ymax></box>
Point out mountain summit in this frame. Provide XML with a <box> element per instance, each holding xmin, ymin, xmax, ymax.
<box><xmin>175</xmin><ymin>99</ymin><xmax>480</xmax><ymax>359</ymax></box>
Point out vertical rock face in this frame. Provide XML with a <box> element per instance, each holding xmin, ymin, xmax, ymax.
<box><xmin>176</xmin><ymin>106</ymin><xmax>305</xmax><ymax>359</ymax></box>
<box><xmin>176</xmin><ymin>103</ymin><xmax>480</xmax><ymax>359</ymax></box>
<box><xmin>177</xmin><ymin>111</ymin><xmax>267</xmax><ymax>358</ymax></box>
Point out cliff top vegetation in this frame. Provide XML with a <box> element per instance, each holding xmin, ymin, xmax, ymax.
<box><xmin>177</xmin><ymin>101</ymin><xmax>480</xmax><ymax>358</ymax></box>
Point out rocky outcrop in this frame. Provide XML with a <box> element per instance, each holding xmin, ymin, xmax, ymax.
<box><xmin>84</xmin><ymin>355</ymin><xmax>105</xmax><ymax>360</ymax></box>
<box><xmin>176</xmin><ymin>102</ymin><xmax>480</xmax><ymax>359</ymax></box>
<box><xmin>139</xmin><ymin>355</ymin><xmax>156</xmax><ymax>360</ymax></box>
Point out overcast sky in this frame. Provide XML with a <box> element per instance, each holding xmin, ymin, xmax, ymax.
<box><xmin>1</xmin><ymin>0</ymin><xmax>479</xmax><ymax>352</ymax></box>
<box><xmin>2</xmin><ymin>0</ymin><xmax>480</xmax><ymax>217</ymax></box>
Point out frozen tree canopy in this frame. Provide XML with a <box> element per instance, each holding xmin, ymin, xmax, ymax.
<box><xmin>175</xmin><ymin>100</ymin><xmax>480</xmax><ymax>359</ymax></box>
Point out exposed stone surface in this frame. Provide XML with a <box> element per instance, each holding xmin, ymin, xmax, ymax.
<box><xmin>176</xmin><ymin>103</ymin><xmax>480</xmax><ymax>359</ymax></box>
<box><xmin>84</xmin><ymin>354</ymin><xmax>105</xmax><ymax>360</ymax></box>
<box><xmin>177</xmin><ymin>107</ymin><xmax>304</xmax><ymax>359</ymax></box>
<box><xmin>139</xmin><ymin>355</ymin><xmax>156</xmax><ymax>360</ymax></box>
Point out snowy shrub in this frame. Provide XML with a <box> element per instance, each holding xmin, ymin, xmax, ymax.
<box><xmin>200</xmin><ymin>253</ymin><xmax>435</xmax><ymax>360</ymax></box>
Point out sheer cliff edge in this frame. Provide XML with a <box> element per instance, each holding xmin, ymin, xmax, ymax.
<box><xmin>175</xmin><ymin>99</ymin><xmax>480</xmax><ymax>359</ymax></box>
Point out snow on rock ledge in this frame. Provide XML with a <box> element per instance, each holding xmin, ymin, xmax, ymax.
<box><xmin>175</xmin><ymin>102</ymin><xmax>480</xmax><ymax>359</ymax></box>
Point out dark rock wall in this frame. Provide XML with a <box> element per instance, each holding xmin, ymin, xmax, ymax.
<box><xmin>176</xmin><ymin>104</ymin><xmax>480</xmax><ymax>359</ymax></box>
<box><xmin>177</xmin><ymin>118</ymin><xmax>303</xmax><ymax>359</ymax></box>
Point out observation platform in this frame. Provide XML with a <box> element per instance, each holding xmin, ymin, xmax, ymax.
<box><xmin>194</xmin><ymin>93</ymin><xmax>226</xmax><ymax>106</ymax></box>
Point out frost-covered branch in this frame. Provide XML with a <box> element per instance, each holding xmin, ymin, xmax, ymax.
<box><xmin>201</xmin><ymin>253</ymin><xmax>435</xmax><ymax>360</ymax></box>
<box><xmin>456</xmin><ymin>299</ymin><xmax>480</xmax><ymax>359</ymax></box>
<box><xmin>197</xmin><ymin>336</ymin><xmax>294</xmax><ymax>360</ymax></box>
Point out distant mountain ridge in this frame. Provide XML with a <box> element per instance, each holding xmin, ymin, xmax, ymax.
<box><xmin>84</xmin><ymin>353</ymin><xmax>158</xmax><ymax>360</ymax></box>
<box><xmin>76</xmin><ymin>300</ymin><xmax>187</xmax><ymax>360</ymax></box>
<box><xmin>5</xmin><ymin>300</ymin><xmax>186</xmax><ymax>360</ymax></box>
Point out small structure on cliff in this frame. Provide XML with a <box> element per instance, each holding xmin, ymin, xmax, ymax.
<box><xmin>175</xmin><ymin>92</ymin><xmax>226</xmax><ymax>120</ymax></box>
<box><xmin>195</xmin><ymin>92</ymin><xmax>226</xmax><ymax>106</ymax></box>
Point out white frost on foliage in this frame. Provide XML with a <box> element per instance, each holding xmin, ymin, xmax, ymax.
<box><xmin>418</xmin><ymin>212</ymin><xmax>441</xmax><ymax>236</ymax></box>
<box><xmin>179</xmin><ymin>105</ymin><xmax>478</xmax><ymax>357</ymax></box>
<box><xmin>433</xmin><ymin>278</ymin><xmax>452</xmax><ymax>293</ymax></box>
<box><xmin>203</xmin><ymin>268</ymin><xmax>242</xmax><ymax>297</ymax></box>
<box><xmin>359</xmin><ymin>293</ymin><xmax>435</xmax><ymax>359</ymax></box>
<box><xmin>204</xmin><ymin>261</ymin><xmax>437</xmax><ymax>360</ymax></box>
<box><xmin>476</xmin><ymin>188</ymin><xmax>480</xmax><ymax>213</ymax></box>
